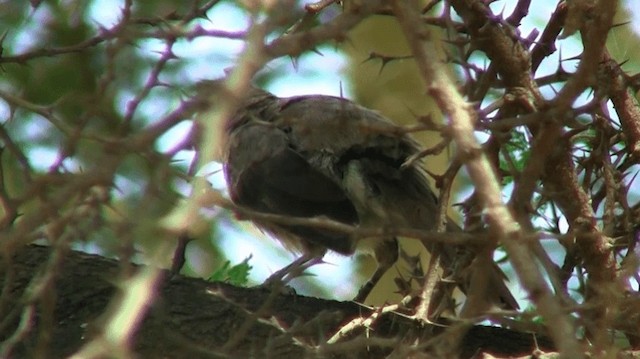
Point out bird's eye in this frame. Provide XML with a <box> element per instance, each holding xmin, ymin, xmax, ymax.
<box><xmin>369</xmin><ymin>181</ymin><xmax>381</xmax><ymax>196</ymax></box>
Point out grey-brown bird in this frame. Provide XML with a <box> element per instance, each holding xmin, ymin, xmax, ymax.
<box><xmin>206</xmin><ymin>81</ymin><xmax>517</xmax><ymax>313</ymax></box>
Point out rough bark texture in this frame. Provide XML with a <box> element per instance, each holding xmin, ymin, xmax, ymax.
<box><xmin>0</xmin><ymin>245</ymin><xmax>554</xmax><ymax>358</ymax></box>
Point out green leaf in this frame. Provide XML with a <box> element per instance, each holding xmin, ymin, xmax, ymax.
<box><xmin>209</xmin><ymin>256</ymin><xmax>253</xmax><ymax>286</ymax></box>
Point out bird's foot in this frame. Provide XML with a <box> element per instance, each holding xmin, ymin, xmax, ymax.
<box><xmin>262</xmin><ymin>255</ymin><xmax>324</xmax><ymax>294</ymax></box>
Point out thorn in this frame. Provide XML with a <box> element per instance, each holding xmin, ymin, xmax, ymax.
<box><xmin>610</xmin><ymin>21</ymin><xmax>631</xmax><ymax>29</ymax></box>
<box><xmin>304</xmin><ymin>0</ymin><xmax>338</xmax><ymax>14</ymax></box>
<box><xmin>289</xmin><ymin>55</ymin><xmax>299</xmax><ymax>71</ymax></box>
<box><xmin>361</xmin><ymin>52</ymin><xmax>412</xmax><ymax>75</ymax></box>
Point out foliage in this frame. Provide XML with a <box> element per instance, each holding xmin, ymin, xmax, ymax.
<box><xmin>209</xmin><ymin>256</ymin><xmax>252</xmax><ymax>286</ymax></box>
<box><xmin>1</xmin><ymin>0</ymin><xmax>640</xmax><ymax>358</ymax></box>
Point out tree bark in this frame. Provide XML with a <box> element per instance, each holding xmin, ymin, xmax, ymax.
<box><xmin>0</xmin><ymin>245</ymin><xmax>562</xmax><ymax>358</ymax></box>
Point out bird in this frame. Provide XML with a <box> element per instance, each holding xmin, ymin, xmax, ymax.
<box><xmin>202</xmin><ymin>80</ymin><xmax>518</xmax><ymax>314</ymax></box>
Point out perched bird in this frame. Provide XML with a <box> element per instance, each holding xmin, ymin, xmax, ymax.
<box><xmin>205</xmin><ymin>81</ymin><xmax>517</xmax><ymax>313</ymax></box>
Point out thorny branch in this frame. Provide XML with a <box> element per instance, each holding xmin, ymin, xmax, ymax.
<box><xmin>1</xmin><ymin>0</ymin><xmax>639</xmax><ymax>358</ymax></box>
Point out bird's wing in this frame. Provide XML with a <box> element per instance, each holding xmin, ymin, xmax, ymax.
<box><xmin>277</xmin><ymin>95</ymin><xmax>439</xmax><ymax>230</ymax></box>
<box><xmin>224</xmin><ymin>120</ymin><xmax>358</xmax><ymax>254</ymax></box>
<box><xmin>277</xmin><ymin>95</ymin><xmax>519</xmax><ymax>311</ymax></box>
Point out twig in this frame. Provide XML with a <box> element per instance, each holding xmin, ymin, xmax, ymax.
<box><xmin>390</xmin><ymin>0</ymin><xmax>582</xmax><ymax>356</ymax></box>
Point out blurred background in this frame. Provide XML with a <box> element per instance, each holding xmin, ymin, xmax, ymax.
<box><xmin>1</xmin><ymin>0</ymin><xmax>639</xmax><ymax>307</ymax></box>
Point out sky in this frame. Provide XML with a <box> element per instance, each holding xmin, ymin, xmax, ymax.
<box><xmin>89</xmin><ymin>0</ymin><xmax>640</xmax><ymax>301</ymax></box>
<box><xmin>10</xmin><ymin>0</ymin><xmax>636</xmax><ymax>301</ymax></box>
